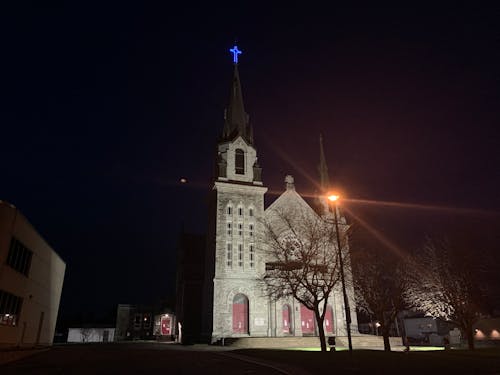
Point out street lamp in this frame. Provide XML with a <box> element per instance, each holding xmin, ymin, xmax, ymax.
<box><xmin>327</xmin><ymin>194</ymin><xmax>353</xmax><ymax>353</ymax></box>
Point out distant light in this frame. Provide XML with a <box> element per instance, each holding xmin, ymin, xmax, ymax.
<box><xmin>5</xmin><ymin>314</ymin><xmax>9</xmax><ymax>317</ymax></box>
<box><xmin>475</xmin><ymin>329</ymin><xmax>485</xmax><ymax>339</ymax></box>
<box><xmin>180</xmin><ymin>178</ymin><xmax>187</xmax><ymax>184</ymax></box>
<box><xmin>328</xmin><ymin>195</ymin><xmax>340</xmax><ymax>202</ymax></box>
<box><xmin>491</xmin><ymin>329</ymin><xmax>499</xmax><ymax>338</ymax></box>
<box><xmin>375</xmin><ymin>322</ymin><xmax>381</xmax><ymax>327</ymax></box>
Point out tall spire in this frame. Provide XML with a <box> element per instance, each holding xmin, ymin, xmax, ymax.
<box><xmin>222</xmin><ymin>45</ymin><xmax>253</xmax><ymax>145</ymax></box>
<box><xmin>318</xmin><ymin>133</ymin><xmax>330</xmax><ymax>192</ymax></box>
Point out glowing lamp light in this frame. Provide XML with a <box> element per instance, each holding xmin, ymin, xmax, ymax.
<box><xmin>328</xmin><ymin>194</ymin><xmax>340</xmax><ymax>202</ymax></box>
<box><xmin>475</xmin><ymin>329</ymin><xmax>485</xmax><ymax>339</ymax></box>
<box><xmin>375</xmin><ymin>322</ymin><xmax>381</xmax><ymax>328</ymax></box>
<box><xmin>491</xmin><ymin>329</ymin><xmax>500</xmax><ymax>339</ymax></box>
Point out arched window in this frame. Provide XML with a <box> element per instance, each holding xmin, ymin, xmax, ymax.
<box><xmin>282</xmin><ymin>304</ymin><xmax>291</xmax><ymax>334</ymax></box>
<box><xmin>235</xmin><ymin>149</ymin><xmax>245</xmax><ymax>175</ymax></box>
<box><xmin>232</xmin><ymin>294</ymin><xmax>249</xmax><ymax>334</ymax></box>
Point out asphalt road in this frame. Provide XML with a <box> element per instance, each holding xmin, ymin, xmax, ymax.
<box><xmin>0</xmin><ymin>343</ymin><xmax>297</xmax><ymax>375</ymax></box>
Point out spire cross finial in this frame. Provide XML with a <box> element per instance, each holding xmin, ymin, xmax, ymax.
<box><xmin>229</xmin><ymin>45</ymin><xmax>242</xmax><ymax>64</ymax></box>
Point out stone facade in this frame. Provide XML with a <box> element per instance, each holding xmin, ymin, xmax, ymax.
<box><xmin>204</xmin><ymin>61</ymin><xmax>358</xmax><ymax>343</ymax></box>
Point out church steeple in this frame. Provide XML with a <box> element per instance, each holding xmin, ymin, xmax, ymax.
<box><xmin>216</xmin><ymin>45</ymin><xmax>261</xmax><ymax>185</ymax></box>
<box><xmin>318</xmin><ymin>133</ymin><xmax>330</xmax><ymax>192</ymax></box>
<box><xmin>222</xmin><ymin>45</ymin><xmax>253</xmax><ymax>145</ymax></box>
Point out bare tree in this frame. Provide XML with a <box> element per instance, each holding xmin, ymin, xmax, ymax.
<box><xmin>79</xmin><ymin>327</ymin><xmax>93</xmax><ymax>343</ymax></box>
<box><xmin>403</xmin><ymin>237</ymin><xmax>485</xmax><ymax>350</ymax></box>
<box><xmin>352</xmin><ymin>248</ymin><xmax>407</xmax><ymax>351</ymax></box>
<box><xmin>262</xmin><ymin>205</ymin><xmax>342</xmax><ymax>352</ymax></box>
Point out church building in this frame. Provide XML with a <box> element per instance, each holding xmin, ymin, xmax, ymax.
<box><xmin>202</xmin><ymin>46</ymin><xmax>358</xmax><ymax>343</ymax></box>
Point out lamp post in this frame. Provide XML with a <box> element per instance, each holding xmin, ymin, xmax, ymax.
<box><xmin>328</xmin><ymin>194</ymin><xmax>353</xmax><ymax>353</ymax></box>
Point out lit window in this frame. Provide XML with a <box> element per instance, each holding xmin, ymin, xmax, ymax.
<box><xmin>249</xmin><ymin>245</ymin><xmax>255</xmax><ymax>268</ymax></box>
<box><xmin>249</xmin><ymin>224</ymin><xmax>254</xmax><ymax>237</ymax></box>
<box><xmin>238</xmin><ymin>244</ymin><xmax>243</xmax><ymax>267</ymax></box>
<box><xmin>227</xmin><ymin>243</ymin><xmax>232</xmax><ymax>267</ymax></box>
<box><xmin>0</xmin><ymin>290</ymin><xmax>23</xmax><ymax>327</ymax></box>
<box><xmin>235</xmin><ymin>149</ymin><xmax>245</xmax><ymax>174</ymax></box>
<box><xmin>238</xmin><ymin>223</ymin><xmax>243</xmax><ymax>236</ymax></box>
<box><xmin>227</xmin><ymin>222</ymin><xmax>232</xmax><ymax>236</ymax></box>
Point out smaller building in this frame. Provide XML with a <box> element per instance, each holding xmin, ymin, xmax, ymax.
<box><xmin>115</xmin><ymin>304</ymin><xmax>154</xmax><ymax>341</ymax></box>
<box><xmin>67</xmin><ymin>327</ymin><xmax>115</xmax><ymax>343</ymax></box>
<box><xmin>0</xmin><ymin>201</ymin><xmax>66</xmax><ymax>347</ymax></box>
<box><xmin>153</xmin><ymin>312</ymin><xmax>176</xmax><ymax>341</ymax></box>
<box><xmin>403</xmin><ymin>316</ymin><xmax>451</xmax><ymax>345</ymax></box>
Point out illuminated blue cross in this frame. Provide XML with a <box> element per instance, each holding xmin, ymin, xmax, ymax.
<box><xmin>229</xmin><ymin>45</ymin><xmax>242</xmax><ymax>64</ymax></box>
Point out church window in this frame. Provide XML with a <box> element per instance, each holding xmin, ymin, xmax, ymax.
<box><xmin>227</xmin><ymin>243</ymin><xmax>232</xmax><ymax>267</ymax></box>
<box><xmin>235</xmin><ymin>149</ymin><xmax>245</xmax><ymax>174</ymax></box>
<box><xmin>249</xmin><ymin>244</ymin><xmax>255</xmax><ymax>268</ymax></box>
<box><xmin>227</xmin><ymin>206</ymin><xmax>232</xmax><ymax>215</ymax></box>
<box><xmin>238</xmin><ymin>244</ymin><xmax>243</xmax><ymax>267</ymax></box>
<box><xmin>249</xmin><ymin>208</ymin><xmax>253</xmax><ymax>217</ymax></box>
<box><xmin>249</xmin><ymin>224</ymin><xmax>254</xmax><ymax>237</ymax></box>
<box><xmin>238</xmin><ymin>223</ymin><xmax>243</xmax><ymax>236</ymax></box>
<box><xmin>238</xmin><ymin>207</ymin><xmax>243</xmax><ymax>217</ymax></box>
<box><xmin>227</xmin><ymin>222</ymin><xmax>232</xmax><ymax>236</ymax></box>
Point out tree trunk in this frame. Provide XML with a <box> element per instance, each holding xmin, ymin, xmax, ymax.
<box><xmin>314</xmin><ymin>308</ymin><xmax>327</xmax><ymax>352</ymax></box>
<box><xmin>466</xmin><ymin>325</ymin><xmax>475</xmax><ymax>350</ymax></box>
<box><xmin>382</xmin><ymin>326</ymin><xmax>391</xmax><ymax>352</ymax></box>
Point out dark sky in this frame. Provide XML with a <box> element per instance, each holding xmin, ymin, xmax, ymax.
<box><xmin>2</xmin><ymin>3</ymin><xmax>499</xmax><ymax>321</ymax></box>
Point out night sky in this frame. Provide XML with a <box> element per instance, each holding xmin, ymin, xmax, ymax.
<box><xmin>2</xmin><ymin>3</ymin><xmax>499</xmax><ymax>323</ymax></box>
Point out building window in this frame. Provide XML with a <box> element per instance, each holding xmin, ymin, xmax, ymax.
<box><xmin>134</xmin><ymin>314</ymin><xmax>142</xmax><ymax>329</ymax></box>
<box><xmin>235</xmin><ymin>149</ymin><xmax>245</xmax><ymax>174</ymax></box>
<box><xmin>249</xmin><ymin>208</ymin><xmax>254</xmax><ymax>217</ymax></box>
<box><xmin>249</xmin><ymin>244</ymin><xmax>255</xmax><ymax>268</ymax></box>
<box><xmin>238</xmin><ymin>244</ymin><xmax>243</xmax><ymax>267</ymax></box>
<box><xmin>227</xmin><ymin>243</ymin><xmax>232</xmax><ymax>267</ymax></box>
<box><xmin>7</xmin><ymin>237</ymin><xmax>33</xmax><ymax>277</ymax></box>
<box><xmin>227</xmin><ymin>206</ymin><xmax>232</xmax><ymax>215</ymax></box>
<box><xmin>238</xmin><ymin>223</ymin><xmax>243</xmax><ymax>237</ymax></box>
<box><xmin>0</xmin><ymin>290</ymin><xmax>22</xmax><ymax>327</ymax></box>
<box><xmin>227</xmin><ymin>222</ymin><xmax>232</xmax><ymax>236</ymax></box>
<box><xmin>249</xmin><ymin>224</ymin><xmax>254</xmax><ymax>237</ymax></box>
<box><xmin>238</xmin><ymin>207</ymin><xmax>243</xmax><ymax>217</ymax></box>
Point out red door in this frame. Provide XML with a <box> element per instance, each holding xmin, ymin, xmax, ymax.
<box><xmin>325</xmin><ymin>305</ymin><xmax>334</xmax><ymax>334</ymax></box>
<box><xmin>232</xmin><ymin>294</ymin><xmax>248</xmax><ymax>334</ymax></box>
<box><xmin>282</xmin><ymin>305</ymin><xmax>291</xmax><ymax>333</ymax></box>
<box><xmin>161</xmin><ymin>316</ymin><xmax>171</xmax><ymax>335</ymax></box>
<box><xmin>300</xmin><ymin>305</ymin><xmax>315</xmax><ymax>334</ymax></box>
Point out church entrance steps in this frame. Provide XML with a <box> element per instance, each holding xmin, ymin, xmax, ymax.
<box><xmin>216</xmin><ymin>334</ymin><xmax>402</xmax><ymax>349</ymax></box>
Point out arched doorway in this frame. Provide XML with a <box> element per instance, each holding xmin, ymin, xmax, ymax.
<box><xmin>325</xmin><ymin>305</ymin><xmax>334</xmax><ymax>334</ymax></box>
<box><xmin>282</xmin><ymin>304</ymin><xmax>291</xmax><ymax>334</ymax></box>
<box><xmin>300</xmin><ymin>305</ymin><xmax>315</xmax><ymax>335</ymax></box>
<box><xmin>232</xmin><ymin>294</ymin><xmax>249</xmax><ymax>334</ymax></box>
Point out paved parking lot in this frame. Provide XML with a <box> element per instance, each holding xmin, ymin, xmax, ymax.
<box><xmin>0</xmin><ymin>343</ymin><xmax>292</xmax><ymax>375</ymax></box>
